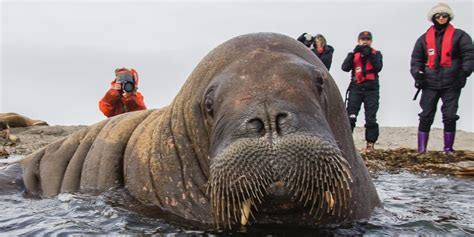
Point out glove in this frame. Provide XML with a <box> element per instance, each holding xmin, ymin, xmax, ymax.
<box><xmin>457</xmin><ymin>77</ymin><xmax>467</xmax><ymax>89</ymax></box>
<box><xmin>414</xmin><ymin>71</ymin><xmax>425</xmax><ymax>89</ymax></box>
<box><xmin>297</xmin><ymin>33</ymin><xmax>314</xmax><ymax>48</ymax></box>
<box><xmin>353</xmin><ymin>45</ymin><xmax>363</xmax><ymax>53</ymax></box>
<box><xmin>460</xmin><ymin>70</ymin><xmax>472</xmax><ymax>78</ymax></box>
<box><xmin>360</xmin><ymin>45</ymin><xmax>372</xmax><ymax>58</ymax></box>
<box><xmin>414</xmin><ymin>71</ymin><xmax>424</xmax><ymax>80</ymax></box>
<box><xmin>415</xmin><ymin>79</ymin><xmax>426</xmax><ymax>89</ymax></box>
<box><xmin>454</xmin><ymin>70</ymin><xmax>468</xmax><ymax>89</ymax></box>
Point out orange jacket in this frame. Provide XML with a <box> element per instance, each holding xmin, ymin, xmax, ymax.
<box><xmin>99</xmin><ymin>81</ymin><xmax>147</xmax><ymax>118</ymax></box>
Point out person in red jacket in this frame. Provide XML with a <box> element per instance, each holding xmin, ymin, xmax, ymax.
<box><xmin>99</xmin><ymin>68</ymin><xmax>147</xmax><ymax>118</ymax></box>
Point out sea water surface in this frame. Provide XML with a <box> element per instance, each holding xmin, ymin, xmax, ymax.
<box><xmin>0</xmin><ymin>156</ymin><xmax>473</xmax><ymax>236</ymax></box>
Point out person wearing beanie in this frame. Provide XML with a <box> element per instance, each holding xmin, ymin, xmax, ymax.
<box><xmin>341</xmin><ymin>31</ymin><xmax>383</xmax><ymax>151</ymax></box>
<box><xmin>410</xmin><ymin>3</ymin><xmax>474</xmax><ymax>154</ymax></box>
<box><xmin>311</xmin><ymin>34</ymin><xmax>334</xmax><ymax>70</ymax></box>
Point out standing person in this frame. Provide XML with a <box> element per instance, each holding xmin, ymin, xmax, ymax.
<box><xmin>410</xmin><ymin>3</ymin><xmax>474</xmax><ymax>154</ymax></box>
<box><xmin>296</xmin><ymin>33</ymin><xmax>314</xmax><ymax>48</ymax></box>
<box><xmin>311</xmin><ymin>34</ymin><xmax>334</xmax><ymax>70</ymax></box>
<box><xmin>342</xmin><ymin>31</ymin><xmax>383</xmax><ymax>151</ymax></box>
<box><xmin>99</xmin><ymin>68</ymin><xmax>147</xmax><ymax>118</ymax></box>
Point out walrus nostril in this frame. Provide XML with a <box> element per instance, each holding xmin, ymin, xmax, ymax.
<box><xmin>275</xmin><ymin>113</ymin><xmax>289</xmax><ymax>135</ymax></box>
<box><xmin>246</xmin><ymin>118</ymin><xmax>265</xmax><ymax>136</ymax></box>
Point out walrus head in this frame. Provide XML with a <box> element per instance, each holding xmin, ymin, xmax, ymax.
<box><xmin>179</xmin><ymin>33</ymin><xmax>379</xmax><ymax>228</ymax></box>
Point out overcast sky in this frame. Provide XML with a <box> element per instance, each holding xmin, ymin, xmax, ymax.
<box><xmin>1</xmin><ymin>0</ymin><xmax>473</xmax><ymax>132</ymax></box>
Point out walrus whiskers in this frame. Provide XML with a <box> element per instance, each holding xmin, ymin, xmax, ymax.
<box><xmin>208</xmin><ymin>135</ymin><xmax>353</xmax><ymax>227</ymax></box>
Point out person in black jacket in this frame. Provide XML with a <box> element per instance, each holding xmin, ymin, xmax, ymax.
<box><xmin>342</xmin><ymin>31</ymin><xmax>383</xmax><ymax>151</ymax></box>
<box><xmin>410</xmin><ymin>3</ymin><xmax>474</xmax><ymax>154</ymax></box>
<box><xmin>311</xmin><ymin>34</ymin><xmax>334</xmax><ymax>70</ymax></box>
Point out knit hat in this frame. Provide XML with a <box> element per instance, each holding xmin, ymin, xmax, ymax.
<box><xmin>427</xmin><ymin>3</ymin><xmax>455</xmax><ymax>21</ymax></box>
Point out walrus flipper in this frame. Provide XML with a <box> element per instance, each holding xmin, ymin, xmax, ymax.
<box><xmin>20</xmin><ymin>110</ymin><xmax>154</xmax><ymax>197</ymax></box>
<box><xmin>21</xmin><ymin>129</ymin><xmax>89</xmax><ymax>197</ymax></box>
<box><xmin>80</xmin><ymin>110</ymin><xmax>152</xmax><ymax>192</ymax></box>
<box><xmin>123</xmin><ymin>109</ymin><xmax>166</xmax><ymax>206</ymax></box>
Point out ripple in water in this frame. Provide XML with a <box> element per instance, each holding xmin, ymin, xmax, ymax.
<box><xmin>0</xmin><ymin>160</ymin><xmax>473</xmax><ymax>236</ymax></box>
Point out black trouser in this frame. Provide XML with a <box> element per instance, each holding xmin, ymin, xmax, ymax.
<box><xmin>346</xmin><ymin>89</ymin><xmax>379</xmax><ymax>143</ymax></box>
<box><xmin>418</xmin><ymin>87</ymin><xmax>461</xmax><ymax>133</ymax></box>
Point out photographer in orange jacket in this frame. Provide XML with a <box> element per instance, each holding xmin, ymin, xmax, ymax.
<box><xmin>99</xmin><ymin>68</ymin><xmax>147</xmax><ymax>118</ymax></box>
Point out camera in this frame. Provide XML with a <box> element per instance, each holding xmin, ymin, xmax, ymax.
<box><xmin>297</xmin><ymin>33</ymin><xmax>314</xmax><ymax>48</ymax></box>
<box><xmin>116</xmin><ymin>73</ymin><xmax>135</xmax><ymax>93</ymax></box>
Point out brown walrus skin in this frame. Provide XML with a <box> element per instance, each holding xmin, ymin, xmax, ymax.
<box><xmin>14</xmin><ymin>33</ymin><xmax>381</xmax><ymax>229</ymax></box>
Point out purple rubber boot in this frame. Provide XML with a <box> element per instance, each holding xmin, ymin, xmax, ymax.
<box><xmin>443</xmin><ymin>132</ymin><xmax>455</xmax><ymax>155</ymax></box>
<box><xmin>417</xmin><ymin>131</ymin><xmax>429</xmax><ymax>154</ymax></box>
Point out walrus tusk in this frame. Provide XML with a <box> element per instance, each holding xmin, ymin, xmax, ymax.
<box><xmin>324</xmin><ymin>191</ymin><xmax>335</xmax><ymax>209</ymax></box>
<box><xmin>240</xmin><ymin>199</ymin><xmax>252</xmax><ymax>225</ymax></box>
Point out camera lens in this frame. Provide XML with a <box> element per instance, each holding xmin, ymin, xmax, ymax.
<box><xmin>123</xmin><ymin>82</ymin><xmax>134</xmax><ymax>93</ymax></box>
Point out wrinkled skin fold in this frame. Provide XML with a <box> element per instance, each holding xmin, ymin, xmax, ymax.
<box><xmin>11</xmin><ymin>33</ymin><xmax>380</xmax><ymax>229</ymax></box>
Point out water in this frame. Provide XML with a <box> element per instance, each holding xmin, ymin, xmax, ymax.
<box><xmin>1</xmin><ymin>157</ymin><xmax>473</xmax><ymax>236</ymax></box>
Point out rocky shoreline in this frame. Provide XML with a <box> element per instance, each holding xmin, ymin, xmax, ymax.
<box><xmin>0</xmin><ymin>125</ymin><xmax>86</xmax><ymax>157</ymax></box>
<box><xmin>1</xmin><ymin>125</ymin><xmax>473</xmax><ymax>176</ymax></box>
<box><xmin>363</xmin><ymin>148</ymin><xmax>474</xmax><ymax>176</ymax></box>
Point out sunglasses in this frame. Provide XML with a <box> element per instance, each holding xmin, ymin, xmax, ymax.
<box><xmin>435</xmin><ymin>13</ymin><xmax>449</xmax><ymax>19</ymax></box>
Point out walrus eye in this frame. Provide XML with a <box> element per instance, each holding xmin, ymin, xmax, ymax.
<box><xmin>205</xmin><ymin>97</ymin><xmax>214</xmax><ymax>117</ymax></box>
<box><xmin>313</xmin><ymin>69</ymin><xmax>324</xmax><ymax>94</ymax></box>
<box><xmin>315</xmin><ymin>76</ymin><xmax>323</xmax><ymax>93</ymax></box>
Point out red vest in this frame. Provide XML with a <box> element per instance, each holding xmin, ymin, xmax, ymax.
<box><xmin>425</xmin><ymin>24</ymin><xmax>455</xmax><ymax>69</ymax></box>
<box><xmin>353</xmin><ymin>49</ymin><xmax>376</xmax><ymax>84</ymax></box>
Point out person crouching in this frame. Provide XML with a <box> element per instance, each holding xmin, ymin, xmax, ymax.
<box><xmin>99</xmin><ymin>68</ymin><xmax>147</xmax><ymax>118</ymax></box>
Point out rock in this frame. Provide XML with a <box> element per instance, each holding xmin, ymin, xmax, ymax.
<box><xmin>6</xmin><ymin>125</ymin><xmax>86</xmax><ymax>156</ymax></box>
<box><xmin>0</xmin><ymin>130</ymin><xmax>7</xmax><ymax>139</ymax></box>
<box><xmin>0</xmin><ymin>147</ymin><xmax>9</xmax><ymax>158</ymax></box>
<box><xmin>7</xmin><ymin>134</ymin><xmax>19</xmax><ymax>143</ymax></box>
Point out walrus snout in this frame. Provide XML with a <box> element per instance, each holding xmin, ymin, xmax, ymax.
<box><xmin>209</xmin><ymin>134</ymin><xmax>354</xmax><ymax>227</ymax></box>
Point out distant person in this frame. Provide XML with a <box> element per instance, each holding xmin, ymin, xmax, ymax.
<box><xmin>99</xmin><ymin>68</ymin><xmax>147</xmax><ymax>118</ymax></box>
<box><xmin>410</xmin><ymin>3</ymin><xmax>474</xmax><ymax>154</ymax></box>
<box><xmin>297</xmin><ymin>33</ymin><xmax>314</xmax><ymax>48</ymax></box>
<box><xmin>342</xmin><ymin>31</ymin><xmax>383</xmax><ymax>151</ymax></box>
<box><xmin>311</xmin><ymin>34</ymin><xmax>334</xmax><ymax>70</ymax></box>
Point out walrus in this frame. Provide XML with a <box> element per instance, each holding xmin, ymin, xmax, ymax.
<box><xmin>4</xmin><ymin>33</ymin><xmax>380</xmax><ymax>229</ymax></box>
<box><xmin>0</xmin><ymin>112</ymin><xmax>49</xmax><ymax>128</ymax></box>
<box><xmin>0</xmin><ymin>113</ymin><xmax>48</xmax><ymax>141</ymax></box>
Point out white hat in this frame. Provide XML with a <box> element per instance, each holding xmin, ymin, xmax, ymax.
<box><xmin>427</xmin><ymin>3</ymin><xmax>455</xmax><ymax>21</ymax></box>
